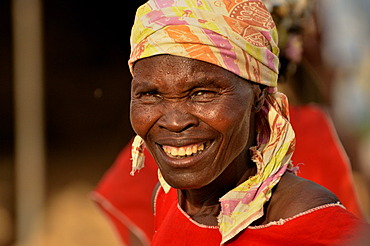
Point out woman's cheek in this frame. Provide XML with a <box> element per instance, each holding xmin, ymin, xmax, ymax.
<box><xmin>197</xmin><ymin>101</ymin><xmax>244</xmax><ymax>128</ymax></box>
<box><xmin>130</xmin><ymin>102</ymin><xmax>147</xmax><ymax>135</ymax></box>
<box><xmin>130</xmin><ymin>102</ymin><xmax>159</xmax><ymax>137</ymax></box>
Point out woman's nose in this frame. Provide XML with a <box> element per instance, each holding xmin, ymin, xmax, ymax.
<box><xmin>157</xmin><ymin>108</ymin><xmax>199</xmax><ymax>133</ymax></box>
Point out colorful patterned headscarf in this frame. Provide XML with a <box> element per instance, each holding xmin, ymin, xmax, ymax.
<box><xmin>129</xmin><ymin>0</ymin><xmax>279</xmax><ymax>86</ymax></box>
<box><xmin>129</xmin><ymin>0</ymin><xmax>295</xmax><ymax>244</ymax></box>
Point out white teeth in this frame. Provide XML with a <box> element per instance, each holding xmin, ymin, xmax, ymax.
<box><xmin>163</xmin><ymin>143</ymin><xmax>205</xmax><ymax>158</ymax></box>
<box><xmin>199</xmin><ymin>144</ymin><xmax>204</xmax><ymax>151</ymax></box>
<box><xmin>192</xmin><ymin>145</ymin><xmax>197</xmax><ymax>154</ymax></box>
<box><xmin>186</xmin><ymin>146</ymin><xmax>192</xmax><ymax>156</ymax></box>
<box><xmin>170</xmin><ymin>147</ymin><xmax>178</xmax><ymax>156</ymax></box>
<box><xmin>178</xmin><ymin>147</ymin><xmax>185</xmax><ymax>156</ymax></box>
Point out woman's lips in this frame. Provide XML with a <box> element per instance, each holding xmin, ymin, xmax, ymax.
<box><xmin>162</xmin><ymin>143</ymin><xmax>205</xmax><ymax>158</ymax></box>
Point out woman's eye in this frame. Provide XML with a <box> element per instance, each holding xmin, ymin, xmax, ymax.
<box><xmin>142</xmin><ymin>91</ymin><xmax>159</xmax><ymax>96</ymax></box>
<box><xmin>138</xmin><ymin>91</ymin><xmax>162</xmax><ymax>103</ymax></box>
<box><xmin>191</xmin><ymin>90</ymin><xmax>218</xmax><ymax>102</ymax></box>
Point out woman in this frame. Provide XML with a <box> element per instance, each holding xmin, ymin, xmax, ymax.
<box><xmin>127</xmin><ymin>0</ymin><xmax>367</xmax><ymax>244</ymax></box>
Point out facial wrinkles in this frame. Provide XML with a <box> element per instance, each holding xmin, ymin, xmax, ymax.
<box><xmin>131</xmin><ymin>55</ymin><xmax>259</xmax><ymax>189</ymax></box>
<box><xmin>214</xmin><ymin>93</ymin><xmax>254</xmax><ymax>170</ymax></box>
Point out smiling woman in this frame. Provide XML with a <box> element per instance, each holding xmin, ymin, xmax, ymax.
<box><xmin>119</xmin><ymin>0</ymin><xmax>368</xmax><ymax>245</ymax></box>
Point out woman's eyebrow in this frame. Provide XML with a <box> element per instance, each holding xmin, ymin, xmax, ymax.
<box><xmin>132</xmin><ymin>79</ymin><xmax>158</xmax><ymax>90</ymax></box>
<box><xmin>189</xmin><ymin>75</ymin><xmax>225</xmax><ymax>87</ymax></box>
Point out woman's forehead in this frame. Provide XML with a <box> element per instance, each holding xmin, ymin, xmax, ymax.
<box><xmin>134</xmin><ymin>55</ymin><xmax>216</xmax><ymax>72</ymax></box>
<box><xmin>131</xmin><ymin>55</ymin><xmax>254</xmax><ymax>93</ymax></box>
<box><xmin>133</xmin><ymin>55</ymin><xmax>239</xmax><ymax>81</ymax></box>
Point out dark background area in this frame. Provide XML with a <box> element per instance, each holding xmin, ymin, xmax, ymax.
<box><xmin>1</xmin><ymin>1</ymin><xmax>146</xmax><ymax>244</ymax></box>
<box><xmin>42</xmin><ymin>0</ymin><xmax>143</xmax><ymax>151</ymax></box>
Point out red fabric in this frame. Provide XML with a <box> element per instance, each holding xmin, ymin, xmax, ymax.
<box><xmin>93</xmin><ymin>105</ymin><xmax>363</xmax><ymax>244</ymax></box>
<box><xmin>153</xmin><ymin>188</ymin><xmax>222</xmax><ymax>245</ymax></box>
<box><xmin>153</xmin><ymin>187</ymin><xmax>367</xmax><ymax>246</ymax></box>
<box><xmin>92</xmin><ymin>142</ymin><xmax>158</xmax><ymax>245</ymax></box>
<box><xmin>289</xmin><ymin>105</ymin><xmax>362</xmax><ymax>217</ymax></box>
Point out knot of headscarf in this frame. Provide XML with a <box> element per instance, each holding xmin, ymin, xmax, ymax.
<box><xmin>129</xmin><ymin>0</ymin><xmax>295</xmax><ymax>244</ymax></box>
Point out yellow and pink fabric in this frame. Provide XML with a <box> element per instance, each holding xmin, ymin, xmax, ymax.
<box><xmin>128</xmin><ymin>0</ymin><xmax>295</xmax><ymax>243</ymax></box>
<box><xmin>129</xmin><ymin>0</ymin><xmax>279</xmax><ymax>86</ymax></box>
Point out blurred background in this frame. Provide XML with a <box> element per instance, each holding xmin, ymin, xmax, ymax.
<box><xmin>0</xmin><ymin>0</ymin><xmax>369</xmax><ymax>245</ymax></box>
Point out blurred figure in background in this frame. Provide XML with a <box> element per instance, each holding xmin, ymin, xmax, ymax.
<box><xmin>265</xmin><ymin>0</ymin><xmax>368</xmax><ymax>218</ymax></box>
<box><xmin>269</xmin><ymin>0</ymin><xmax>370</xmax><ymax>219</ymax></box>
<box><xmin>319</xmin><ymin>0</ymin><xmax>370</xmax><ymax>219</ymax></box>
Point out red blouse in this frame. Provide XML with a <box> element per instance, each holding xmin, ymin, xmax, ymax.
<box><xmin>153</xmin><ymin>187</ymin><xmax>367</xmax><ymax>246</ymax></box>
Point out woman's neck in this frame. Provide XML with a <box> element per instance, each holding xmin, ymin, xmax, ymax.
<box><xmin>178</xmin><ymin>150</ymin><xmax>256</xmax><ymax>225</ymax></box>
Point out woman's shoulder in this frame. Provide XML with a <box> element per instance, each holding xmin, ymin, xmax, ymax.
<box><xmin>265</xmin><ymin>172</ymin><xmax>340</xmax><ymax>223</ymax></box>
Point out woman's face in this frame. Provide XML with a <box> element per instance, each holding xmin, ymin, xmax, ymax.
<box><xmin>131</xmin><ymin>55</ymin><xmax>258</xmax><ymax>189</ymax></box>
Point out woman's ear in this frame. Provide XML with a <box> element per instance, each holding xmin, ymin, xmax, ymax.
<box><xmin>252</xmin><ymin>85</ymin><xmax>268</xmax><ymax>112</ymax></box>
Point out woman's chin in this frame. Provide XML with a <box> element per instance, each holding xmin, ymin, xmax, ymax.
<box><xmin>162</xmin><ymin>172</ymin><xmax>213</xmax><ymax>190</ymax></box>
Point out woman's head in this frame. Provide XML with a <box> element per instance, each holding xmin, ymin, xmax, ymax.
<box><xmin>131</xmin><ymin>55</ymin><xmax>265</xmax><ymax>188</ymax></box>
<box><xmin>129</xmin><ymin>0</ymin><xmax>295</xmax><ymax>200</ymax></box>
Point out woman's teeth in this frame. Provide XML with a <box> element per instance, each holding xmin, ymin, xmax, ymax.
<box><xmin>162</xmin><ymin>143</ymin><xmax>205</xmax><ymax>158</ymax></box>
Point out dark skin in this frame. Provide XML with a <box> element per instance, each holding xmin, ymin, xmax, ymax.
<box><xmin>131</xmin><ymin>55</ymin><xmax>339</xmax><ymax>226</ymax></box>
